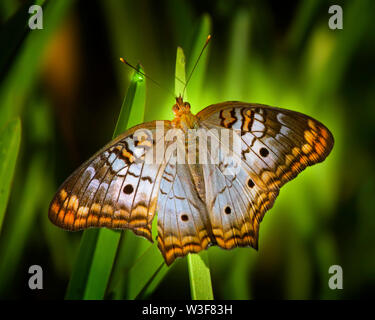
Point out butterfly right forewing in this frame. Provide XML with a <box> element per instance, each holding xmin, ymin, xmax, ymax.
<box><xmin>197</xmin><ymin>102</ymin><xmax>334</xmax><ymax>250</ymax></box>
<box><xmin>197</xmin><ymin>122</ymin><xmax>275</xmax><ymax>251</ymax></box>
<box><xmin>199</xmin><ymin>102</ymin><xmax>334</xmax><ymax>191</ymax></box>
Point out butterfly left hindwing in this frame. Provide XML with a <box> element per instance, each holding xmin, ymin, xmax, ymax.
<box><xmin>157</xmin><ymin>160</ymin><xmax>215</xmax><ymax>265</ymax></box>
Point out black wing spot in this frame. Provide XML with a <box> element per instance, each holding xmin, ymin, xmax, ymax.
<box><xmin>123</xmin><ymin>184</ymin><xmax>134</xmax><ymax>194</ymax></box>
<box><xmin>181</xmin><ymin>214</ymin><xmax>189</xmax><ymax>222</ymax></box>
<box><xmin>259</xmin><ymin>147</ymin><xmax>269</xmax><ymax>157</ymax></box>
<box><xmin>247</xmin><ymin>178</ymin><xmax>255</xmax><ymax>188</ymax></box>
<box><xmin>224</xmin><ymin>206</ymin><xmax>232</xmax><ymax>214</ymax></box>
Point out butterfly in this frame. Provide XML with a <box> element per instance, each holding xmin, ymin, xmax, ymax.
<box><xmin>49</xmin><ymin>97</ymin><xmax>334</xmax><ymax>265</ymax></box>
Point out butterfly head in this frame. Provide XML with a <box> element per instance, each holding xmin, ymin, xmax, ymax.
<box><xmin>171</xmin><ymin>96</ymin><xmax>198</xmax><ymax>130</ymax></box>
<box><xmin>172</xmin><ymin>96</ymin><xmax>191</xmax><ymax>115</ymax></box>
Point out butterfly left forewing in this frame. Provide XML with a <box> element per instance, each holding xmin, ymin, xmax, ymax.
<box><xmin>49</xmin><ymin>121</ymin><xmax>171</xmax><ymax>242</ymax></box>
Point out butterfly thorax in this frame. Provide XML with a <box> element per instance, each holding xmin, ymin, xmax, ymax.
<box><xmin>171</xmin><ymin>96</ymin><xmax>199</xmax><ymax>132</ymax></box>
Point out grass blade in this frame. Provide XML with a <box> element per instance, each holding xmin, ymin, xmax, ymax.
<box><xmin>64</xmin><ymin>226</ymin><xmax>100</xmax><ymax>299</ymax></box>
<box><xmin>0</xmin><ymin>0</ymin><xmax>18</xmax><ymax>21</ymax></box>
<box><xmin>0</xmin><ymin>154</ymin><xmax>46</xmax><ymax>296</ymax></box>
<box><xmin>125</xmin><ymin>243</ymin><xmax>165</xmax><ymax>299</ymax></box>
<box><xmin>138</xmin><ymin>263</ymin><xmax>169</xmax><ymax>299</ymax></box>
<box><xmin>175</xmin><ymin>46</ymin><xmax>187</xmax><ymax>98</ymax></box>
<box><xmin>0</xmin><ymin>0</ymin><xmax>46</xmax><ymax>83</ymax></box>
<box><xmin>114</xmin><ymin>67</ymin><xmax>146</xmax><ymax>133</ymax></box>
<box><xmin>0</xmin><ymin>0</ymin><xmax>72</xmax><ymax>129</ymax></box>
<box><xmin>307</xmin><ymin>0</ymin><xmax>374</xmax><ymax>104</ymax></box>
<box><xmin>65</xmin><ymin>65</ymin><xmax>146</xmax><ymax>300</ymax></box>
<box><xmin>108</xmin><ymin>211</ymin><xmax>160</xmax><ymax>299</ymax></box>
<box><xmin>0</xmin><ymin>118</ymin><xmax>21</xmax><ymax>234</ymax></box>
<box><xmin>286</xmin><ymin>0</ymin><xmax>323</xmax><ymax>51</ymax></box>
<box><xmin>176</xmin><ymin>47</ymin><xmax>214</xmax><ymax>300</ymax></box>
<box><xmin>82</xmin><ymin>229</ymin><xmax>121</xmax><ymax>299</ymax></box>
<box><xmin>187</xmin><ymin>253</ymin><xmax>214</xmax><ymax>300</ymax></box>
<box><xmin>224</xmin><ymin>9</ymin><xmax>251</xmax><ymax>99</ymax></box>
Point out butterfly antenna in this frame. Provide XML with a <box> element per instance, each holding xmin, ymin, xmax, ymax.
<box><xmin>182</xmin><ymin>34</ymin><xmax>211</xmax><ymax>98</ymax></box>
<box><xmin>175</xmin><ymin>76</ymin><xmax>186</xmax><ymax>86</ymax></box>
<box><xmin>119</xmin><ymin>58</ymin><xmax>175</xmax><ymax>98</ymax></box>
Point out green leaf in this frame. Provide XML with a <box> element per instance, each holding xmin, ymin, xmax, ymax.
<box><xmin>224</xmin><ymin>9</ymin><xmax>251</xmax><ymax>99</ymax></box>
<box><xmin>0</xmin><ymin>118</ymin><xmax>21</xmax><ymax>234</ymax></box>
<box><xmin>0</xmin><ymin>0</ymin><xmax>73</xmax><ymax>129</ymax></box>
<box><xmin>125</xmin><ymin>243</ymin><xmax>166</xmax><ymax>299</ymax></box>
<box><xmin>114</xmin><ymin>65</ymin><xmax>146</xmax><ymax>133</ymax></box>
<box><xmin>108</xmin><ymin>209</ymin><xmax>161</xmax><ymax>299</ymax></box>
<box><xmin>106</xmin><ymin>232</ymin><xmax>151</xmax><ymax>299</ymax></box>
<box><xmin>139</xmin><ymin>263</ymin><xmax>169</xmax><ymax>299</ymax></box>
<box><xmin>64</xmin><ymin>228</ymin><xmax>100</xmax><ymax>299</ymax></box>
<box><xmin>175</xmin><ymin>46</ymin><xmax>187</xmax><ymax>98</ymax></box>
<box><xmin>65</xmin><ymin>65</ymin><xmax>146</xmax><ymax>300</ymax></box>
<box><xmin>82</xmin><ymin>229</ymin><xmax>121</xmax><ymax>299</ymax></box>
<box><xmin>0</xmin><ymin>154</ymin><xmax>47</xmax><ymax>296</ymax></box>
<box><xmin>307</xmin><ymin>0</ymin><xmax>374</xmax><ymax>104</ymax></box>
<box><xmin>286</xmin><ymin>0</ymin><xmax>323</xmax><ymax>51</ymax></box>
<box><xmin>0</xmin><ymin>0</ymin><xmax>47</xmax><ymax>83</ymax></box>
<box><xmin>187</xmin><ymin>253</ymin><xmax>214</xmax><ymax>300</ymax></box>
<box><xmin>0</xmin><ymin>0</ymin><xmax>18</xmax><ymax>21</ymax></box>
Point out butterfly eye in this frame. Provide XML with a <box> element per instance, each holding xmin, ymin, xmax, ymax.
<box><xmin>184</xmin><ymin>102</ymin><xmax>191</xmax><ymax>110</ymax></box>
<box><xmin>259</xmin><ymin>147</ymin><xmax>269</xmax><ymax>157</ymax></box>
<box><xmin>172</xmin><ymin>105</ymin><xmax>180</xmax><ymax>114</ymax></box>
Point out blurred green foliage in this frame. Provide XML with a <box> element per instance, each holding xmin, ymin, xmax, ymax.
<box><xmin>0</xmin><ymin>0</ymin><xmax>374</xmax><ymax>299</ymax></box>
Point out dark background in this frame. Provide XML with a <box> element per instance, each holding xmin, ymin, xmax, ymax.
<box><xmin>0</xmin><ymin>0</ymin><xmax>374</xmax><ymax>299</ymax></box>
